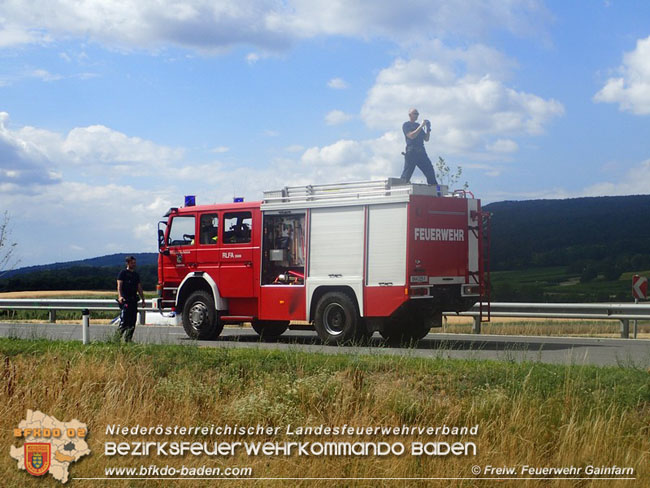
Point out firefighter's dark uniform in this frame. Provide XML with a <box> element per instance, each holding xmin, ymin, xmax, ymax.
<box><xmin>400</xmin><ymin>120</ymin><xmax>437</xmax><ymax>185</ymax></box>
<box><xmin>117</xmin><ymin>268</ymin><xmax>141</xmax><ymax>342</ymax></box>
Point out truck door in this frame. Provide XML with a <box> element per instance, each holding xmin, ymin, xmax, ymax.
<box><xmin>162</xmin><ymin>214</ymin><xmax>197</xmax><ymax>292</ymax></box>
<box><xmin>219</xmin><ymin>210</ymin><xmax>254</xmax><ymax>297</ymax></box>
<box><xmin>196</xmin><ymin>212</ymin><xmax>220</xmax><ymax>284</ymax></box>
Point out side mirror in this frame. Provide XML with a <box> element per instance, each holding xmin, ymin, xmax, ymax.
<box><xmin>158</xmin><ymin>229</ymin><xmax>165</xmax><ymax>248</ymax></box>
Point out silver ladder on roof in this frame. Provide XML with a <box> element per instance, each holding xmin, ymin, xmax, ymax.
<box><xmin>262</xmin><ymin>178</ymin><xmax>447</xmax><ymax>207</ymax></box>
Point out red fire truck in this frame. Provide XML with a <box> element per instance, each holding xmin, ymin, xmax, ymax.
<box><xmin>155</xmin><ymin>179</ymin><xmax>489</xmax><ymax>344</ymax></box>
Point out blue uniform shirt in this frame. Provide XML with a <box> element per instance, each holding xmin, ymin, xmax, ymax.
<box><xmin>403</xmin><ymin>121</ymin><xmax>425</xmax><ymax>149</ymax></box>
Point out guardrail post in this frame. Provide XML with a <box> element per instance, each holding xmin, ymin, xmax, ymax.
<box><xmin>620</xmin><ymin>319</ymin><xmax>629</xmax><ymax>339</ymax></box>
<box><xmin>82</xmin><ymin>309</ymin><xmax>90</xmax><ymax>344</ymax></box>
<box><xmin>472</xmin><ymin>316</ymin><xmax>481</xmax><ymax>334</ymax></box>
<box><xmin>48</xmin><ymin>310</ymin><xmax>56</xmax><ymax>323</ymax></box>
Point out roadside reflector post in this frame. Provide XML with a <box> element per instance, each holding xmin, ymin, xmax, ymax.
<box><xmin>472</xmin><ymin>316</ymin><xmax>481</xmax><ymax>334</ymax></box>
<box><xmin>633</xmin><ymin>298</ymin><xmax>638</xmax><ymax>339</ymax></box>
<box><xmin>49</xmin><ymin>310</ymin><xmax>56</xmax><ymax>323</ymax></box>
<box><xmin>620</xmin><ymin>319</ymin><xmax>629</xmax><ymax>339</ymax></box>
<box><xmin>82</xmin><ymin>309</ymin><xmax>90</xmax><ymax>344</ymax></box>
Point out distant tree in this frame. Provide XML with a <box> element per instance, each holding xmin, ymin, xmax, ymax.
<box><xmin>435</xmin><ymin>157</ymin><xmax>468</xmax><ymax>191</ymax></box>
<box><xmin>0</xmin><ymin>212</ymin><xmax>19</xmax><ymax>278</ymax></box>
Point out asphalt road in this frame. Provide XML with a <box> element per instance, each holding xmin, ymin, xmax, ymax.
<box><xmin>1</xmin><ymin>322</ymin><xmax>649</xmax><ymax>367</ymax></box>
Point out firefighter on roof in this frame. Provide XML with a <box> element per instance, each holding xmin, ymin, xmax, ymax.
<box><xmin>400</xmin><ymin>107</ymin><xmax>438</xmax><ymax>185</ymax></box>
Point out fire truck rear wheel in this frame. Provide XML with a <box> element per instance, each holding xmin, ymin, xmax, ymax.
<box><xmin>252</xmin><ymin>320</ymin><xmax>289</xmax><ymax>339</ymax></box>
<box><xmin>314</xmin><ymin>292</ymin><xmax>360</xmax><ymax>345</ymax></box>
<box><xmin>182</xmin><ymin>290</ymin><xmax>223</xmax><ymax>340</ymax></box>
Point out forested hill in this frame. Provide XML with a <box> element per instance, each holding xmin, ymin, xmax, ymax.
<box><xmin>485</xmin><ymin>194</ymin><xmax>650</xmax><ymax>272</ymax></box>
<box><xmin>2</xmin><ymin>253</ymin><xmax>157</xmax><ymax>279</ymax></box>
<box><xmin>0</xmin><ymin>253</ymin><xmax>158</xmax><ymax>291</ymax></box>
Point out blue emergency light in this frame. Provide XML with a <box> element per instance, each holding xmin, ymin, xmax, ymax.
<box><xmin>184</xmin><ymin>195</ymin><xmax>196</xmax><ymax>207</ymax></box>
<box><xmin>233</xmin><ymin>197</ymin><xmax>244</xmax><ymax>203</ymax></box>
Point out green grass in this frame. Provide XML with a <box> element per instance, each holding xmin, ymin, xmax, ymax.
<box><xmin>1</xmin><ymin>337</ymin><xmax>648</xmax><ymax>414</ymax></box>
<box><xmin>2</xmin><ymin>338</ymin><xmax>649</xmax><ymax>486</ymax></box>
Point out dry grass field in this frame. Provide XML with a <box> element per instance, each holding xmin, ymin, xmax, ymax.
<box><xmin>2</xmin><ymin>338</ymin><xmax>648</xmax><ymax>487</ymax></box>
<box><xmin>442</xmin><ymin>316</ymin><xmax>650</xmax><ymax>339</ymax></box>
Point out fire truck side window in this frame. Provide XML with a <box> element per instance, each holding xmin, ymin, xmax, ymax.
<box><xmin>223</xmin><ymin>212</ymin><xmax>252</xmax><ymax>244</ymax></box>
<box><xmin>199</xmin><ymin>213</ymin><xmax>219</xmax><ymax>245</ymax></box>
<box><xmin>262</xmin><ymin>214</ymin><xmax>306</xmax><ymax>285</ymax></box>
<box><xmin>168</xmin><ymin>216</ymin><xmax>196</xmax><ymax>246</ymax></box>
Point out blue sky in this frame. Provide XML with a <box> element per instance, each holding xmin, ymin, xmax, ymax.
<box><xmin>1</xmin><ymin>0</ymin><xmax>650</xmax><ymax>267</ymax></box>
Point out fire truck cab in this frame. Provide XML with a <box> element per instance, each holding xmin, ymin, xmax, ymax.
<box><xmin>156</xmin><ymin>179</ymin><xmax>489</xmax><ymax>344</ymax></box>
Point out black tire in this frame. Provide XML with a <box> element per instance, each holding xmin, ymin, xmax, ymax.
<box><xmin>314</xmin><ymin>292</ymin><xmax>360</xmax><ymax>345</ymax></box>
<box><xmin>251</xmin><ymin>320</ymin><xmax>289</xmax><ymax>339</ymax></box>
<box><xmin>181</xmin><ymin>290</ymin><xmax>224</xmax><ymax>340</ymax></box>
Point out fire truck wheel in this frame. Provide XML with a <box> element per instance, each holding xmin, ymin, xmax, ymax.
<box><xmin>251</xmin><ymin>320</ymin><xmax>289</xmax><ymax>339</ymax></box>
<box><xmin>314</xmin><ymin>292</ymin><xmax>360</xmax><ymax>345</ymax></box>
<box><xmin>182</xmin><ymin>290</ymin><xmax>223</xmax><ymax>340</ymax></box>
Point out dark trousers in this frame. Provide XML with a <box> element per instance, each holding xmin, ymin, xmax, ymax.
<box><xmin>118</xmin><ymin>299</ymin><xmax>138</xmax><ymax>342</ymax></box>
<box><xmin>400</xmin><ymin>147</ymin><xmax>438</xmax><ymax>185</ymax></box>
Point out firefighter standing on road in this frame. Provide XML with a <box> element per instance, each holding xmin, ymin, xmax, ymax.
<box><xmin>400</xmin><ymin>108</ymin><xmax>438</xmax><ymax>185</ymax></box>
<box><xmin>116</xmin><ymin>255</ymin><xmax>145</xmax><ymax>342</ymax></box>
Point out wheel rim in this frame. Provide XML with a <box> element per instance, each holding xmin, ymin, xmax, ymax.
<box><xmin>323</xmin><ymin>303</ymin><xmax>346</xmax><ymax>336</ymax></box>
<box><xmin>188</xmin><ymin>302</ymin><xmax>208</xmax><ymax>330</ymax></box>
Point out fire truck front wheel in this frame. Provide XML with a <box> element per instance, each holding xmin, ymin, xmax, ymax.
<box><xmin>314</xmin><ymin>292</ymin><xmax>363</xmax><ymax>345</ymax></box>
<box><xmin>182</xmin><ymin>290</ymin><xmax>224</xmax><ymax>340</ymax></box>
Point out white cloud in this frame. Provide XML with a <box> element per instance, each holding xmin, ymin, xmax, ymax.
<box><xmin>325</xmin><ymin>110</ymin><xmax>354</xmax><ymax>125</ymax></box>
<box><xmin>299</xmin><ymin>131</ymin><xmax>407</xmax><ymax>182</ymax></box>
<box><xmin>581</xmin><ymin>159</ymin><xmax>650</xmax><ymax>196</ymax></box>
<box><xmin>270</xmin><ymin>0</ymin><xmax>549</xmax><ymax>45</ymax></box>
<box><xmin>361</xmin><ymin>56</ymin><xmax>564</xmax><ymax>156</ymax></box>
<box><xmin>0</xmin><ymin>68</ymin><xmax>68</xmax><ymax>87</ymax></box>
<box><xmin>0</xmin><ymin>0</ymin><xmax>549</xmax><ymax>51</ymax></box>
<box><xmin>489</xmin><ymin>158</ymin><xmax>650</xmax><ymax>202</ymax></box>
<box><xmin>0</xmin><ymin>0</ymin><xmax>293</xmax><ymax>52</ymax></box>
<box><xmin>31</xmin><ymin>69</ymin><xmax>63</xmax><ymax>82</ymax></box>
<box><xmin>0</xmin><ymin>112</ymin><xmax>61</xmax><ymax>187</ymax></box>
<box><xmin>211</xmin><ymin>146</ymin><xmax>230</xmax><ymax>153</ymax></box>
<box><xmin>62</xmin><ymin>126</ymin><xmax>183</xmax><ymax>169</ymax></box>
<box><xmin>246</xmin><ymin>52</ymin><xmax>261</xmax><ymax>64</ymax></box>
<box><xmin>327</xmin><ymin>77</ymin><xmax>348</xmax><ymax>89</ymax></box>
<box><xmin>594</xmin><ymin>36</ymin><xmax>650</xmax><ymax>115</ymax></box>
<box><xmin>486</xmin><ymin>139</ymin><xmax>518</xmax><ymax>153</ymax></box>
<box><xmin>0</xmin><ymin>111</ymin><xmax>184</xmax><ymax>189</ymax></box>
<box><xmin>0</xmin><ymin>22</ymin><xmax>39</xmax><ymax>47</ymax></box>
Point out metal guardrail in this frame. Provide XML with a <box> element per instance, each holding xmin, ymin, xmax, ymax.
<box><xmin>0</xmin><ymin>299</ymin><xmax>155</xmax><ymax>325</ymax></box>
<box><xmin>0</xmin><ymin>299</ymin><xmax>648</xmax><ymax>339</ymax></box>
<box><xmin>446</xmin><ymin>302</ymin><xmax>650</xmax><ymax>338</ymax></box>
